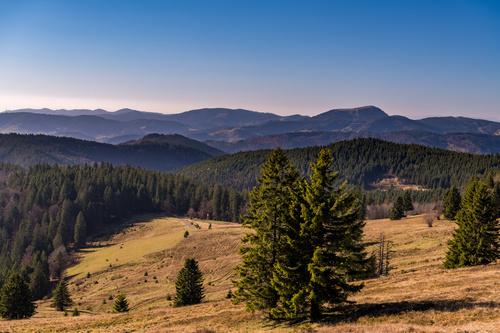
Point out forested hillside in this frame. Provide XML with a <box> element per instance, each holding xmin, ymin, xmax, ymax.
<box><xmin>207</xmin><ymin>130</ymin><xmax>500</xmax><ymax>155</ymax></box>
<box><xmin>0</xmin><ymin>162</ymin><xmax>246</xmax><ymax>300</ymax></box>
<box><xmin>0</xmin><ymin>133</ymin><xmax>216</xmax><ymax>171</ymax></box>
<box><xmin>177</xmin><ymin>138</ymin><xmax>500</xmax><ymax>202</ymax></box>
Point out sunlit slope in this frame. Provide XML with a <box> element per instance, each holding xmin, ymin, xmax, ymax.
<box><xmin>2</xmin><ymin>214</ymin><xmax>498</xmax><ymax>333</ymax></box>
<box><xmin>66</xmin><ymin>216</ymin><xmax>188</xmax><ymax>280</ymax></box>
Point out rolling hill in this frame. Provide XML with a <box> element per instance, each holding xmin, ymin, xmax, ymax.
<box><xmin>0</xmin><ymin>133</ymin><xmax>218</xmax><ymax>171</ymax></box>
<box><xmin>206</xmin><ymin>130</ymin><xmax>500</xmax><ymax>155</ymax></box>
<box><xmin>176</xmin><ymin>138</ymin><xmax>500</xmax><ymax>191</ymax></box>
<box><xmin>121</xmin><ymin>133</ymin><xmax>224</xmax><ymax>157</ymax></box>
<box><xmin>4</xmin><ymin>214</ymin><xmax>498</xmax><ymax>332</ymax></box>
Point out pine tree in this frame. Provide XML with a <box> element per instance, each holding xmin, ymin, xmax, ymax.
<box><xmin>235</xmin><ymin>148</ymin><xmax>371</xmax><ymax>319</ymax></box>
<box><xmin>53</xmin><ymin>250</ymin><xmax>66</xmax><ymax>280</ymax></box>
<box><xmin>278</xmin><ymin>149</ymin><xmax>369</xmax><ymax>319</ymax></box>
<box><xmin>58</xmin><ymin>199</ymin><xmax>74</xmax><ymax>245</ymax></box>
<box><xmin>234</xmin><ymin>147</ymin><xmax>300</xmax><ymax>313</ymax></box>
<box><xmin>0</xmin><ymin>273</ymin><xmax>36</xmax><ymax>319</ymax></box>
<box><xmin>51</xmin><ymin>280</ymin><xmax>72</xmax><ymax>311</ymax></box>
<box><xmin>74</xmin><ymin>211</ymin><xmax>87</xmax><ymax>249</ymax></box>
<box><xmin>443</xmin><ymin>186</ymin><xmax>462</xmax><ymax>220</ymax></box>
<box><xmin>402</xmin><ymin>190</ymin><xmax>414</xmax><ymax>212</ymax></box>
<box><xmin>113</xmin><ymin>294</ymin><xmax>130</xmax><ymax>313</ymax></box>
<box><xmin>29</xmin><ymin>261</ymin><xmax>50</xmax><ymax>301</ymax></box>
<box><xmin>174</xmin><ymin>258</ymin><xmax>204</xmax><ymax>307</ymax></box>
<box><xmin>390</xmin><ymin>196</ymin><xmax>405</xmax><ymax>220</ymax></box>
<box><xmin>492</xmin><ymin>182</ymin><xmax>500</xmax><ymax>218</ymax></box>
<box><xmin>444</xmin><ymin>181</ymin><xmax>500</xmax><ymax>268</ymax></box>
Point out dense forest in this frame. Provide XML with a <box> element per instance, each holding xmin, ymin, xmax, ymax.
<box><xmin>0</xmin><ymin>161</ymin><xmax>246</xmax><ymax>300</ymax></box>
<box><xmin>178</xmin><ymin>138</ymin><xmax>500</xmax><ymax>203</ymax></box>
<box><xmin>0</xmin><ymin>133</ymin><xmax>218</xmax><ymax>171</ymax></box>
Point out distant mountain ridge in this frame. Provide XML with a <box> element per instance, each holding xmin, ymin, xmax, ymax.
<box><xmin>2</xmin><ymin>105</ymin><xmax>500</xmax><ymax>154</ymax></box>
<box><xmin>0</xmin><ymin>133</ymin><xmax>219</xmax><ymax>171</ymax></box>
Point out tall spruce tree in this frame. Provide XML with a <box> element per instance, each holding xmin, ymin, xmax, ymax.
<box><xmin>173</xmin><ymin>258</ymin><xmax>204</xmax><ymax>307</ymax></box>
<box><xmin>0</xmin><ymin>273</ymin><xmax>36</xmax><ymax>319</ymax></box>
<box><xmin>234</xmin><ymin>147</ymin><xmax>300</xmax><ymax>314</ymax></box>
<box><xmin>287</xmin><ymin>149</ymin><xmax>369</xmax><ymax>319</ymax></box>
<box><xmin>443</xmin><ymin>181</ymin><xmax>500</xmax><ymax>268</ymax></box>
<box><xmin>74</xmin><ymin>211</ymin><xmax>87</xmax><ymax>249</ymax></box>
<box><xmin>390</xmin><ymin>196</ymin><xmax>405</xmax><ymax>220</ymax></box>
<box><xmin>235</xmin><ymin>148</ymin><xmax>371</xmax><ymax>319</ymax></box>
<box><xmin>492</xmin><ymin>182</ymin><xmax>500</xmax><ymax>218</ymax></box>
<box><xmin>443</xmin><ymin>186</ymin><xmax>462</xmax><ymax>220</ymax></box>
<box><xmin>402</xmin><ymin>190</ymin><xmax>414</xmax><ymax>213</ymax></box>
<box><xmin>51</xmin><ymin>280</ymin><xmax>72</xmax><ymax>311</ymax></box>
<box><xmin>29</xmin><ymin>261</ymin><xmax>50</xmax><ymax>301</ymax></box>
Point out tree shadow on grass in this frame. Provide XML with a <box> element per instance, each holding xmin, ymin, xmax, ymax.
<box><xmin>258</xmin><ymin>299</ymin><xmax>500</xmax><ymax>329</ymax></box>
<box><xmin>319</xmin><ymin>299</ymin><xmax>500</xmax><ymax>325</ymax></box>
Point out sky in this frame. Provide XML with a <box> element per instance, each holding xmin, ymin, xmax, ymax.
<box><xmin>0</xmin><ymin>0</ymin><xmax>499</xmax><ymax>120</ymax></box>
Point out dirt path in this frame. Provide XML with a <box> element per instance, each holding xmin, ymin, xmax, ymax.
<box><xmin>179</xmin><ymin>218</ymin><xmax>197</xmax><ymax>230</ymax></box>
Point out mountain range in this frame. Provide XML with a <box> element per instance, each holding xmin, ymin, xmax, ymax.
<box><xmin>2</xmin><ymin>105</ymin><xmax>500</xmax><ymax>154</ymax></box>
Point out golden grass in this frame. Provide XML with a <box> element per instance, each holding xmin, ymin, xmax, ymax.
<box><xmin>1</xmin><ymin>214</ymin><xmax>498</xmax><ymax>332</ymax></box>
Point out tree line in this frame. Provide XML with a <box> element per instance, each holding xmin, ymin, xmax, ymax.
<box><xmin>0</xmin><ymin>161</ymin><xmax>246</xmax><ymax>303</ymax></box>
<box><xmin>178</xmin><ymin>138</ymin><xmax>500</xmax><ymax>203</ymax></box>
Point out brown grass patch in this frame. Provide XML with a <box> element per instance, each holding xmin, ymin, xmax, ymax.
<box><xmin>1</xmin><ymin>214</ymin><xmax>498</xmax><ymax>332</ymax></box>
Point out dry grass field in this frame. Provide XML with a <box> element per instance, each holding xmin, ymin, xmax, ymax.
<box><xmin>1</xmin><ymin>214</ymin><xmax>498</xmax><ymax>332</ymax></box>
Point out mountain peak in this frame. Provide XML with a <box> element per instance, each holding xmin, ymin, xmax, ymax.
<box><xmin>312</xmin><ymin>105</ymin><xmax>389</xmax><ymax>122</ymax></box>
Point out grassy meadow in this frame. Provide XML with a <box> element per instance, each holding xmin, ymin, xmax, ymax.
<box><xmin>1</xmin><ymin>214</ymin><xmax>498</xmax><ymax>332</ymax></box>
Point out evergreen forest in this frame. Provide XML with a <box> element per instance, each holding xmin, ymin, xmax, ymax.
<box><xmin>0</xmin><ymin>161</ymin><xmax>246</xmax><ymax>301</ymax></box>
<box><xmin>178</xmin><ymin>138</ymin><xmax>500</xmax><ymax>203</ymax></box>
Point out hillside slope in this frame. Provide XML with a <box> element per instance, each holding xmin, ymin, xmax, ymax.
<box><xmin>177</xmin><ymin>138</ymin><xmax>500</xmax><ymax>191</ymax></box>
<box><xmin>3</xmin><ymin>214</ymin><xmax>498</xmax><ymax>332</ymax></box>
<box><xmin>0</xmin><ymin>133</ymin><xmax>216</xmax><ymax>171</ymax></box>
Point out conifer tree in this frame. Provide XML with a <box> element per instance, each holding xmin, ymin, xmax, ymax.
<box><xmin>53</xmin><ymin>250</ymin><xmax>66</xmax><ymax>280</ymax></box>
<box><xmin>274</xmin><ymin>149</ymin><xmax>369</xmax><ymax>319</ymax></box>
<box><xmin>443</xmin><ymin>186</ymin><xmax>462</xmax><ymax>220</ymax></box>
<box><xmin>492</xmin><ymin>182</ymin><xmax>500</xmax><ymax>218</ymax></box>
<box><xmin>444</xmin><ymin>181</ymin><xmax>500</xmax><ymax>268</ymax></box>
<box><xmin>113</xmin><ymin>294</ymin><xmax>130</xmax><ymax>313</ymax></box>
<box><xmin>51</xmin><ymin>280</ymin><xmax>72</xmax><ymax>311</ymax></box>
<box><xmin>174</xmin><ymin>258</ymin><xmax>204</xmax><ymax>307</ymax></box>
<box><xmin>0</xmin><ymin>273</ymin><xmax>36</xmax><ymax>319</ymax></box>
<box><xmin>390</xmin><ymin>196</ymin><xmax>405</xmax><ymax>220</ymax></box>
<box><xmin>235</xmin><ymin>148</ymin><xmax>371</xmax><ymax>319</ymax></box>
<box><xmin>402</xmin><ymin>190</ymin><xmax>414</xmax><ymax>212</ymax></box>
<box><xmin>59</xmin><ymin>199</ymin><xmax>74</xmax><ymax>245</ymax></box>
<box><xmin>74</xmin><ymin>211</ymin><xmax>86</xmax><ymax>249</ymax></box>
<box><xmin>234</xmin><ymin>147</ymin><xmax>300</xmax><ymax>313</ymax></box>
<box><xmin>30</xmin><ymin>261</ymin><xmax>50</xmax><ymax>301</ymax></box>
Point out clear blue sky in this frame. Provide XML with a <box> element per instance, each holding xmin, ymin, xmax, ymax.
<box><xmin>1</xmin><ymin>0</ymin><xmax>499</xmax><ymax>119</ymax></box>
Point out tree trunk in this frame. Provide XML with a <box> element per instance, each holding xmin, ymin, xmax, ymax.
<box><xmin>310</xmin><ymin>300</ymin><xmax>321</xmax><ymax>320</ymax></box>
